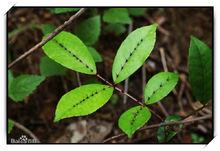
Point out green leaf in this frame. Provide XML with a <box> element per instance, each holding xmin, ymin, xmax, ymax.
<box><xmin>144</xmin><ymin>72</ymin><xmax>178</xmax><ymax>105</ymax></box>
<box><xmin>118</xmin><ymin>106</ymin><xmax>151</xmax><ymax>138</ymax></box>
<box><xmin>49</xmin><ymin>8</ymin><xmax>80</xmax><ymax>14</ymax></box>
<box><xmin>41</xmin><ymin>24</ymin><xmax>55</xmax><ymax>35</ymax></box>
<box><xmin>112</xmin><ymin>24</ymin><xmax>157</xmax><ymax>84</ymax></box>
<box><xmin>103</xmin><ymin>8</ymin><xmax>132</xmax><ymax>24</ymax></box>
<box><xmin>88</xmin><ymin>47</ymin><xmax>103</xmax><ymax>62</ymax></box>
<box><xmin>42</xmin><ymin>31</ymin><xmax>96</xmax><ymax>75</ymax></box>
<box><xmin>9</xmin><ymin>75</ymin><xmax>45</xmax><ymax>102</ymax></box>
<box><xmin>40</xmin><ymin>56</ymin><xmax>67</xmax><ymax>77</ymax></box>
<box><xmin>75</xmin><ymin>16</ymin><xmax>101</xmax><ymax>45</ymax></box>
<box><xmin>105</xmin><ymin>23</ymin><xmax>126</xmax><ymax>35</ymax></box>
<box><xmin>188</xmin><ymin>36</ymin><xmax>212</xmax><ymax>104</ymax></box>
<box><xmin>191</xmin><ymin>132</ymin><xmax>205</xmax><ymax>143</ymax></box>
<box><xmin>157</xmin><ymin>114</ymin><xmax>183</xmax><ymax>143</ymax></box>
<box><xmin>54</xmin><ymin>84</ymin><xmax>114</xmax><ymax>122</ymax></box>
<box><xmin>8</xmin><ymin>119</ymin><xmax>14</xmax><ymax>134</ymax></box>
<box><xmin>8</xmin><ymin>70</ymin><xmax>14</xmax><ymax>91</ymax></box>
<box><xmin>128</xmin><ymin>8</ymin><xmax>146</xmax><ymax>16</ymax></box>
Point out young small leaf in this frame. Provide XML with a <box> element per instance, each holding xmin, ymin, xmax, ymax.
<box><xmin>9</xmin><ymin>75</ymin><xmax>45</xmax><ymax>102</ymax></box>
<box><xmin>118</xmin><ymin>106</ymin><xmax>151</xmax><ymax>138</ymax></box>
<box><xmin>128</xmin><ymin>8</ymin><xmax>146</xmax><ymax>16</ymax></box>
<box><xmin>75</xmin><ymin>16</ymin><xmax>101</xmax><ymax>45</ymax></box>
<box><xmin>112</xmin><ymin>24</ymin><xmax>157</xmax><ymax>84</ymax></box>
<box><xmin>103</xmin><ymin>8</ymin><xmax>132</xmax><ymax>24</ymax></box>
<box><xmin>54</xmin><ymin>84</ymin><xmax>114</xmax><ymax>122</ymax></box>
<box><xmin>88</xmin><ymin>47</ymin><xmax>103</xmax><ymax>62</ymax></box>
<box><xmin>40</xmin><ymin>56</ymin><xmax>67</xmax><ymax>77</ymax></box>
<box><xmin>49</xmin><ymin>8</ymin><xmax>80</xmax><ymax>14</ymax></box>
<box><xmin>42</xmin><ymin>31</ymin><xmax>96</xmax><ymax>75</ymax></box>
<box><xmin>157</xmin><ymin>114</ymin><xmax>183</xmax><ymax>143</ymax></box>
<box><xmin>8</xmin><ymin>119</ymin><xmax>14</xmax><ymax>134</ymax></box>
<box><xmin>188</xmin><ymin>36</ymin><xmax>212</xmax><ymax>104</ymax></box>
<box><xmin>144</xmin><ymin>72</ymin><xmax>179</xmax><ymax>105</ymax></box>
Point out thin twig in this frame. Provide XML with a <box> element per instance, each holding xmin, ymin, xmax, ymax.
<box><xmin>8</xmin><ymin>8</ymin><xmax>87</xmax><ymax>68</ymax></box>
<box><xmin>157</xmin><ymin>48</ymin><xmax>169</xmax><ymax>116</ymax></box>
<box><xmin>96</xmin><ymin>73</ymin><xmax>163</xmax><ymax>121</ymax></box>
<box><xmin>76</xmin><ymin>72</ymin><xmax>82</xmax><ymax>86</ymax></box>
<box><xmin>103</xmin><ymin>114</ymin><xmax>212</xmax><ymax>143</ymax></box>
<box><xmin>11</xmin><ymin>120</ymin><xmax>40</xmax><ymax>143</ymax></box>
<box><xmin>184</xmin><ymin>104</ymin><xmax>211</xmax><ymax>119</ymax></box>
<box><xmin>142</xmin><ymin>65</ymin><xmax>146</xmax><ymax>102</ymax></box>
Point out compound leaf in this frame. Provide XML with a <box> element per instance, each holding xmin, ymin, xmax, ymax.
<box><xmin>157</xmin><ymin>114</ymin><xmax>183</xmax><ymax>143</ymax></box>
<box><xmin>144</xmin><ymin>72</ymin><xmax>179</xmax><ymax>105</ymax></box>
<box><xmin>8</xmin><ymin>119</ymin><xmax>14</xmax><ymax>134</ymax></box>
<box><xmin>112</xmin><ymin>24</ymin><xmax>157</xmax><ymax>84</ymax></box>
<box><xmin>54</xmin><ymin>84</ymin><xmax>114</xmax><ymax>122</ymax></box>
<box><xmin>118</xmin><ymin>106</ymin><xmax>151</xmax><ymax>138</ymax></box>
<box><xmin>40</xmin><ymin>56</ymin><xmax>67</xmax><ymax>77</ymax></box>
<box><xmin>42</xmin><ymin>31</ymin><xmax>96</xmax><ymax>75</ymax></box>
<box><xmin>49</xmin><ymin>8</ymin><xmax>80</xmax><ymax>14</ymax></box>
<box><xmin>75</xmin><ymin>16</ymin><xmax>101</xmax><ymax>45</ymax></box>
<box><xmin>188</xmin><ymin>36</ymin><xmax>212</xmax><ymax>104</ymax></box>
<box><xmin>9</xmin><ymin>75</ymin><xmax>45</xmax><ymax>102</ymax></box>
<box><xmin>103</xmin><ymin>8</ymin><xmax>131</xmax><ymax>24</ymax></box>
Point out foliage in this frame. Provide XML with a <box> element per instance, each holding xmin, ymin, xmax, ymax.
<box><xmin>54</xmin><ymin>84</ymin><xmax>114</xmax><ymax>122</ymax></box>
<box><xmin>191</xmin><ymin>132</ymin><xmax>205</xmax><ymax>143</ymax></box>
<box><xmin>40</xmin><ymin>24</ymin><xmax>55</xmax><ymax>35</ymax></box>
<box><xmin>88</xmin><ymin>47</ymin><xmax>103</xmax><ymax>62</ymax></box>
<box><xmin>157</xmin><ymin>115</ymin><xmax>183</xmax><ymax>143</ymax></box>
<box><xmin>103</xmin><ymin>8</ymin><xmax>132</xmax><ymax>24</ymax></box>
<box><xmin>144</xmin><ymin>72</ymin><xmax>179</xmax><ymax>105</ymax></box>
<box><xmin>112</xmin><ymin>24</ymin><xmax>157</xmax><ymax>84</ymax></box>
<box><xmin>40</xmin><ymin>56</ymin><xmax>67</xmax><ymax>77</ymax></box>
<box><xmin>9</xmin><ymin>74</ymin><xmax>45</xmax><ymax>102</ymax></box>
<box><xmin>75</xmin><ymin>16</ymin><xmax>101</xmax><ymax>45</ymax></box>
<box><xmin>105</xmin><ymin>23</ymin><xmax>126</xmax><ymax>35</ymax></box>
<box><xmin>42</xmin><ymin>31</ymin><xmax>96</xmax><ymax>75</ymax></box>
<box><xmin>188</xmin><ymin>36</ymin><xmax>212</xmax><ymax>104</ymax></box>
<box><xmin>118</xmin><ymin>106</ymin><xmax>151</xmax><ymax>138</ymax></box>
<box><xmin>128</xmin><ymin>8</ymin><xmax>147</xmax><ymax>16</ymax></box>
<box><xmin>8</xmin><ymin>119</ymin><xmax>14</xmax><ymax>134</ymax></box>
<box><xmin>49</xmin><ymin>8</ymin><xmax>80</xmax><ymax>14</ymax></box>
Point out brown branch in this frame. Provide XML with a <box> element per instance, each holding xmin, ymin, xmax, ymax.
<box><xmin>8</xmin><ymin>8</ymin><xmax>87</xmax><ymax>69</ymax></box>
<box><xmin>96</xmin><ymin>73</ymin><xmax>163</xmax><ymax>121</ymax></box>
<box><xmin>184</xmin><ymin>103</ymin><xmax>211</xmax><ymax>119</ymax></box>
<box><xmin>103</xmin><ymin>114</ymin><xmax>212</xmax><ymax>143</ymax></box>
<box><xmin>11</xmin><ymin>120</ymin><xmax>40</xmax><ymax>143</ymax></box>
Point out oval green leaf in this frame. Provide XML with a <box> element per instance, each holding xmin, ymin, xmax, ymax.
<box><xmin>54</xmin><ymin>84</ymin><xmax>114</xmax><ymax>122</ymax></box>
<box><xmin>75</xmin><ymin>15</ymin><xmax>101</xmax><ymax>45</ymax></box>
<box><xmin>188</xmin><ymin>36</ymin><xmax>212</xmax><ymax>104</ymax></box>
<box><xmin>118</xmin><ymin>106</ymin><xmax>151</xmax><ymax>138</ymax></box>
<box><xmin>144</xmin><ymin>72</ymin><xmax>179</xmax><ymax>105</ymax></box>
<box><xmin>112</xmin><ymin>24</ymin><xmax>157</xmax><ymax>84</ymax></box>
<box><xmin>9</xmin><ymin>75</ymin><xmax>45</xmax><ymax>102</ymax></box>
<box><xmin>49</xmin><ymin>8</ymin><xmax>80</xmax><ymax>14</ymax></box>
<box><xmin>42</xmin><ymin>31</ymin><xmax>96</xmax><ymax>75</ymax></box>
